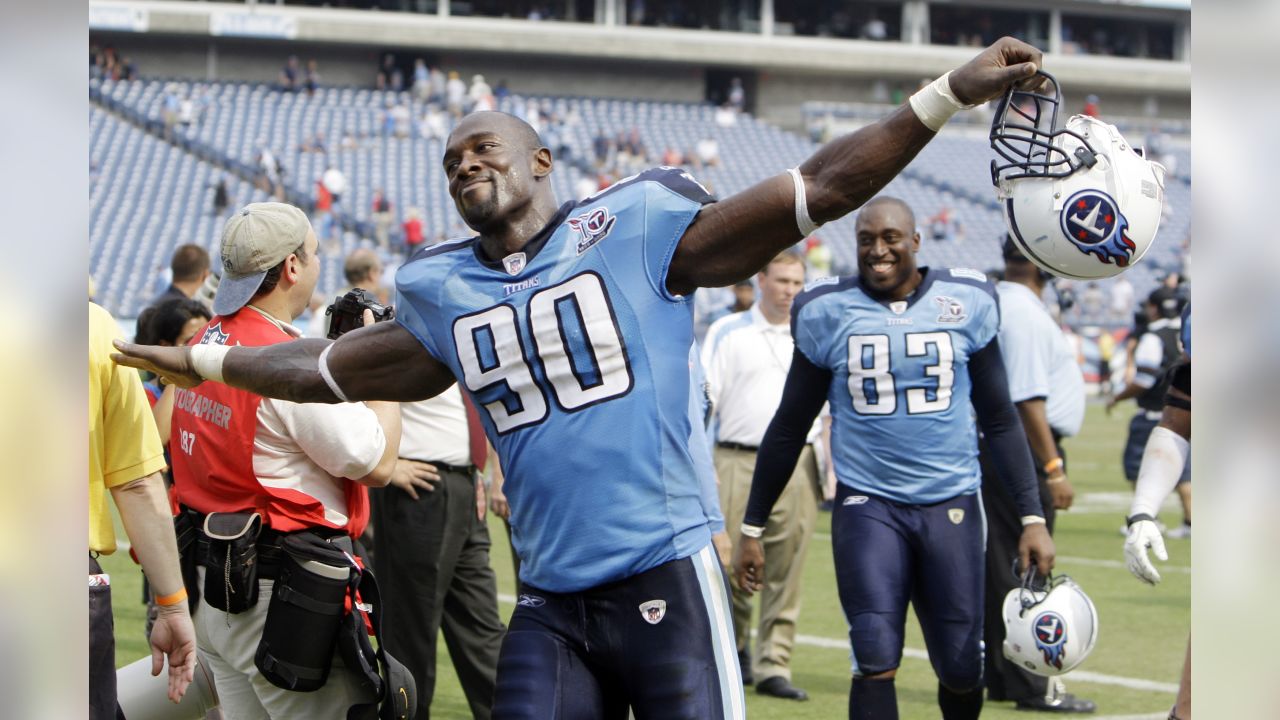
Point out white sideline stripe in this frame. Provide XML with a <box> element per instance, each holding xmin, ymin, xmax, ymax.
<box><xmin>1089</xmin><ymin>714</ymin><xmax>1169</xmax><ymax>720</ymax></box>
<box><xmin>496</xmin><ymin>593</ymin><xmax>1178</xmax><ymax>694</ymax></box>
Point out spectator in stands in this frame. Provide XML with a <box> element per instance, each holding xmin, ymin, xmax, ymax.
<box><xmin>728</xmin><ymin>77</ymin><xmax>746</xmax><ymax>111</ymax></box>
<box><xmin>445</xmin><ymin>71</ymin><xmax>467</xmax><ymax>117</ymax></box>
<box><xmin>428</xmin><ymin>65</ymin><xmax>447</xmax><ymax>105</ymax></box>
<box><xmin>574</xmin><ymin>174</ymin><xmax>597</xmax><ymax>201</ymax></box>
<box><xmin>372</xmin><ymin>189</ymin><xmax>395</xmax><ymax>252</ymax></box>
<box><xmin>592</xmin><ymin>131</ymin><xmax>612</xmax><ymax>169</ymax></box>
<box><xmin>715</xmin><ymin>105</ymin><xmax>737</xmax><ymax>128</ymax></box>
<box><xmin>89</xmin><ymin>301</ymin><xmax>198</xmax><ymax>718</ymax></box>
<box><xmin>314</xmin><ymin>174</ymin><xmax>335</xmax><ymax>243</ymax></box>
<box><xmin>211</xmin><ymin>175</ymin><xmax>230</xmax><ymax>217</ymax></box>
<box><xmin>321</xmin><ymin>165</ymin><xmax>347</xmax><ymax>242</ymax></box>
<box><xmin>299</xmin><ymin>131</ymin><xmax>328</xmax><ymax>154</ymax></box>
<box><xmin>412</xmin><ymin>59</ymin><xmax>430</xmax><ymax>102</ymax></box>
<box><xmin>928</xmin><ymin>205</ymin><xmax>957</xmax><ymax>242</ymax></box>
<box><xmin>149</xmin><ymin>244</ymin><xmax>211</xmax><ymax>310</ymax></box>
<box><xmin>493</xmin><ymin>80</ymin><xmax>511</xmax><ymax>101</ymax></box>
<box><xmin>1080</xmin><ymin>281</ymin><xmax>1106</xmax><ymax>317</ymax></box>
<box><xmin>662</xmin><ymin>147</ymin><xmax>684</xmax><ymax>166</ymax></box>
<box><xmin>862</xmin><ymin>13</ymin><xmax>888</xmax><ymax>40</ymax></box>
<box><xmin>391</xmin><ymin>101</ymin><xmax>412</xmax><ymax>139</ymax></box>
<box><xmin>280</xmin><ymin>55</ymin><xmax>301</xmax><ymax>92</ymax></box>
<box><xmin>120</xmin><ymin>56</ymin><xmax>139</xmax><ymax>81</ymax></box>
<box><xmin>255</xmin><ymin>141</ymin><xmax>282</xmax><ymax>198</ymax></box>
<box><xmin>161</xmin><ymin>84</ymin><xmax>181</xmax><ymax>137</ymax></box>
<box><xmin>469</xmin><ymin>74</ymin><xmax>495</xmax><ymax>113</ymax></box>
<box><xmin>804</xmin><ymin>237</ymin><xmax>832</xmax><ymax>277</ymax></box>
<box><xmin>305</xmin><ymin>59</ymin><xmax>321</xmax><ymax>97</ymax></box>
<box><xmin>377</xmin><ymin>54</ymin><xmax>403</xmax><ymax>92</ymax></box>
<box><xmin>696</xmin><ymin>136</ymin><xmax>721</xmax><ymax>167</ymax></box>
<box><xmin>421</xmin><ymin>104</ymin><xmax>448</xmax><ymax>141</ymax></box>
<box><xmin>341</xmin><ymin>248</ymin><xmax>389</xmax><ymax>305</ymax></box>
<box><xmin>403</xmin><ymin>207</ymin><xmax>425</xmax><ymax>254</ymax></box>
<box><xmin>1082</xmin><ymin>94</ymin><xmax>1100</xmax><ymax>118</ymax></box>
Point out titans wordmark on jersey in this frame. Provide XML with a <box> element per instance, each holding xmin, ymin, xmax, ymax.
<box><xmin>394</xmin><ymin>168</ymin><xmax>718</xmax><ymax>593</ymax></box>
<box><xmin>793</xmin><ymin>268</ymin><xmax>1001</xmax><ymax>505</ymax></box>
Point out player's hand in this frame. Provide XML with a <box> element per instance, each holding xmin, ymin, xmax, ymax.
<box><xmin>149</xmin><ymin>603</ymin><xmax>198</xmax><ymax>704</ymax></box>
<box><xmin>1105</xmin><ymin>396</ymin><xmax>1120</xmax><ymax>416</ymax></box>
<box><xmin>1124</xmin><ymin>519</ymin><xmax>1167</xmax><ymax>585</ymax></box>
<box><xmin>388</xmin><ymin>459</ymin><xmax>441</xmax><ymax>500</ymax></box>
<box><xmin>112</xmin><ymin>341</ymin><xmax>204</xmax><ymax>389</ymax></box>
<box><xmin>948</xmin><ymin>36</ymin><xmax>1045</xmax><ymax>106</ymax></box>
<box><xmin>475</xmin><ymin>477</ymin><xmax>487</xmax><ymax>521</ymax></box>
<box><xmin>732</xmin><ymin>535</ymin><xmax>765</xmax><ymax>596</ymax></box>
<box><xmin>1047</xmin><ymin>474</ymin><xmax>1074</xmax><ymax>510</ymax></box>
<box><xmin>489</xmin><ymin>484</ymin><xmax>511</xmax><ymax>520</ymax></box>
<box><xmin>712</xmin><ymin>530</ymin><xmax>733</xmax><ymax>570</ymax></box>
<box><xmin>1019</xmin><ymin>522</ymin><xmax>1056</xmax><ymax>577</ymax></box>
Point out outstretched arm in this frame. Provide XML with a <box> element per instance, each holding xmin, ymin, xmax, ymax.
<box><xmin>113</xmin><ymin>320</ymin><xmax>457</xmax><ymax>404</ymax></box>
<box><xmin>667</xmin><ymin>37</ymin><xmax>1044</xmax><ymax>295</ymax></box>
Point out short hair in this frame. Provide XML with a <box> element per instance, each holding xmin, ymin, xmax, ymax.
<box><xmin>251</xmin><ymin>240</ymin><xmax>309</xmax><ymax>300</ymax></box>
<box><xmin>138</xmin><ymin>298</ymin><xmax>212</xmax><ymax>346</ymax></box>
<box><xmin>763</xmin><ymin>250</ymin><xmax>805</xmax><ymax>273</ymax></box>
<box><xmin>858</xmin><ymin>196</ymin><xmax>916</xmax><ymax>232</ymax></box>
<box><xmin>344</xmin><ymin>249</ymin><xmax>381</xmax><ymax>285</ymax></box>
<box><xmin>170</xmin><ymin>244</ymin><xmax>211</xmax><ymax>283</ymax></box>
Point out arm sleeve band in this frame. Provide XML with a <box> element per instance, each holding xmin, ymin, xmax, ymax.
<box><xmin>317</xmin><ymin>343</ymin><xmax>351</xmax><ymax>402</ymax></box>
<box><xmin>970</xmin><ymin>339</ymin><xmax>1044</xmax><ymax>520</ymax></box>
<box><xmin>743</xmin><ymin>349</ymin><xmax>832</xmax><ymax>527</ymax></box>
<box><xmin>1128</xmin><ymin>425</ymin><xmax>1190</xmax><ymax>518</ymax></box>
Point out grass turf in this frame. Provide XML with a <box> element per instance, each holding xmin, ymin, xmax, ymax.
<box><xmin>102</xmin><ymin>401</ymin><xmax>1189</xmax><ymax>718</ymax></box>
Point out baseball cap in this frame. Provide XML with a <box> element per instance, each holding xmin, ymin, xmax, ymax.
<box><xmin>1001</xmin><ymin>234</ymin><xmax>1028</xmax><ymax>261</ymax></box>
<box><xmin>1147</xmin><ymin>286</ymin><xmax>1183</xmax><ymax>319</ymax></box>
<box><xmin>213</xmin><ymin>202</ymin><xmax>311</xmax><ymax>316</ymax></box>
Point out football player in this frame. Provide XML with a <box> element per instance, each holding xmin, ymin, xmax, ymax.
<box><xmin>114</xmin><ymin>37</ymin><xmax>1048</xmax><ymax>719</ymax></box>
<box><xmin>734</xmin><ymin>197</ymin><xmax>1054</xmax><ymax>720</ymax></box>
<box><xmin>1123</xmin><ymin>304</ymin><xmax>1191</xmax><ymax>720</ymax></box>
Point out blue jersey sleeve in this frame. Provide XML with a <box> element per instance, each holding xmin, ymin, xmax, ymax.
<box><xmin>790</xmin><ymin>276</ymin><xmax>851</xmax><ymax>367</ymax></box>
<box><xmin>635</xmin><ymin>167</ymin><xmax>715</xmax><ymax>302</ymax></box>
<box><xmin>941</xmin><ymin>269</ymin><xmax>1000</xmax><ymax>350</ymax></box>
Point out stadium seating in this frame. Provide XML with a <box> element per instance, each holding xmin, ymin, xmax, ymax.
<box><xmin>90</xmin><ymin>76</ymin><xmax>1189</xmax><ymax>325</ymax></box>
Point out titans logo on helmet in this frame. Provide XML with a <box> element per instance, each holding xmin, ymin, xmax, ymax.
<box><xmin>1032</xmin><ymin>611</ymin><xmax>1068</xmax><ymax>671</ymax></box>
<box><xmin>1059</xmin><ymin>190</ymin><xmax>1137</xmax><ymax>267</ymax></box>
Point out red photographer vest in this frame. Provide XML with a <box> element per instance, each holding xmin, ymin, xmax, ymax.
<box><xmin>170</xmin><ymin>310</ymin><xmax>369</xmax><ymax>537</ymax></box>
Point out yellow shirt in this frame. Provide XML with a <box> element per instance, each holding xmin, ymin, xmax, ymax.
<box><xmin>89</xmin><ymin>302</ymin><xmax>167</xmax><ymax>553</ymax></box>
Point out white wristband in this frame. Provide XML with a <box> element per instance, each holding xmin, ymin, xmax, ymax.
<box><xmin>317</xmin><ymin>343</ymin><xmax>351</xmax><ymax>402</ymax></box>
<box><xmin>908</xmin><ymin>71</ymin><xmax>968</xmax><ymax>133</ymax></box>
<box><xmin>189</xmin><ymin>344</ymin><xmax>230</xmax><ymax>384</ymax></box>
<box><xmin>740</xmin><ymin>523</ymin><xmax>765</xmax><ymax>539</ymax></box>
<box><xmin>786</xmin><ymin>167</ymin><xmax>823</xmax><ymax>237</ymax></box>
<box><xmin>1021</xmin><ymin>515</ymin><xmax>1047</xmax><ymax>527</ymax></box>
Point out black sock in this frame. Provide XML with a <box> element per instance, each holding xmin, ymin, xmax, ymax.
<box><xmin>938</xmin><ymin>684</ymin><xmax>984</xmax><ymax>720</ymax></box>
<box><xmin>849</xmin><ymin>677</ymin><xmax>898</xmax><ymax>720</ymax></box>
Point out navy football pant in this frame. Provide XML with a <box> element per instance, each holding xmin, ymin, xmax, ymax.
<box><xmin>832</xmin><ymin>485</ymin><xmax>986</xmax><ymax>692</ymax></box>
<box><xmin>492</xmin><ymin>544</ymin><xmax>745</xmax><ymax>719</ymax></box>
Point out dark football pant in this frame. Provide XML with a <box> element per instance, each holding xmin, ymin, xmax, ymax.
<box><xmin>491</xmin><ymin>543</ymin><xmax>745</xmax><ymax>720</ymax></box>
<box><xmin>831</xmin><ymin>485</ymin><xmax>985</xmax><ymax>693</ymax></box>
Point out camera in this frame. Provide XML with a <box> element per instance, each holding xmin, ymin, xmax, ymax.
<box><xmin>325</xmin><ymin>288</ymin><xmax>394</xmax><ymax>339</ymax></box>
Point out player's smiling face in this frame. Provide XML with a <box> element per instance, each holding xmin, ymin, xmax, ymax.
<box><xmin>442</xmin><ymin>113</ymin><xmax>550</xmax><ymax>234</ymax></box>
<box><xmin>855</xmin><ymin>201</ymin><xmax>921</xmax><ymax>300</ymax></box>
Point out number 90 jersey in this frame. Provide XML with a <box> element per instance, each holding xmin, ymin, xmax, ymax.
<box><xmin>394</xmin><ymin>168</ymin><xmax>717</xmax><ymax>593</ymax></box>
<box><xmin>793</xmin><ymin>268</ymin><xmax>1001</xmax><ymax>505</ymax></box>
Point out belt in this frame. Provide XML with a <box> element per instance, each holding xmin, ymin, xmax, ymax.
<box><xmin>717</xmin><ymin>441</ymin><xmax>759</xmax><ymax>453</ymax></box>
<box><xmin>403</xmin><ymin>460</ymin><xmax>476</xmax><ymax>476</ymax></box>
<box><xmin>182</xmin><ymin>507</ymin><xmax>343</xmax><ymax>580</ymax></box>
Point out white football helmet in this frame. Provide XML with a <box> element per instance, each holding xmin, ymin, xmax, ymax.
<box><xmin>1002</xmin><ymin>572</ymin><xmax>1099</xmax><ymax>677</ymax></box>
<box><xmin>990</xmin><ymin>72</ymin><xmax>1167</xmax><ymax>280</ymax></box>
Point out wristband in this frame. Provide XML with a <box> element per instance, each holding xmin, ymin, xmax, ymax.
<box><xmin>1126</xmin><ymin>513</ymin><xmax>1157</xmax><ymax>528</ymax></box>
<box><xmin>786</xmin><ymin>168</ymin><xmax>823</xmax><ymax>237</ymax></box>
<box><xmin>740</xmin><ymin>523</ymin><xmax>765</xmax><ymax>539</ymax></box>
<box><xmin>908</xmin><ymin>71</ymin><xmax>968</xmax><ymax>132</ymax></box>
<box><xmin>1021</xmin><ymin>515</ymin><xmax>1046</xmax><ymax>527</ymax></box>
<box><xmin>1043</xmin><ymin>457</ymin><xmax>1064</xmax><ymax>475</ymax></box>
<box><xmin>189</xmin><ymin>344</ymin><xmax>230</xmax><ymax>384</ymax></box>
<box><xmin>318</xmin><ymin>343</ymin><xmax>351</xmax><ymax>402</ymax></box>
<box><xmin>155</xmin><ymin>587</ymin><xmax>188</xmax><ymax>607</ymax></box>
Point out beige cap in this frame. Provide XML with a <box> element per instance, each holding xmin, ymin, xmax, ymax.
<box><xmin>213</xmin><ymin>202</ymin><xmax>310</xmax><ymax>316</ymax></box>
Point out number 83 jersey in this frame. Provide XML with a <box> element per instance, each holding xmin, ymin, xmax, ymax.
<box><xmin>793</xmin><ymin>268</ymin><xmax>1001</xmax><ymax>505</ymax></box>
<box><xmin>394</xmin><ymin>168</ymin><xmax>717</xmax><ymax>593</ymax></box>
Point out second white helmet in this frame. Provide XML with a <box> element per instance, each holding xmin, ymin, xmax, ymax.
<box><xmin>1001</xmin><ymin>573</ymin><xmax>1099</xmax><ymax>677</ymax></box>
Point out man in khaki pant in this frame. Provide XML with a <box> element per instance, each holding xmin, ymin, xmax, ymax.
<box><xmin>702</xmin><ymin>250</ymin><xmax>820</xmax><ymax>701</ymax></box>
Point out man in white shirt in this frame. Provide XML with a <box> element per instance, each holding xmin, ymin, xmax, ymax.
<box><xmin>369</xmin><ymin>389</ymin><xmax>506</xmax><ymax>720</ymax></box>
<box><xmin>981</xmin><ymin>239</ymin><xmax>1094</xmax><ymax>713</ymax></box>
<box><xmin>702</xmin><ymin>251</ymin><xmax>818</xmax><ymax>701</ymax></box>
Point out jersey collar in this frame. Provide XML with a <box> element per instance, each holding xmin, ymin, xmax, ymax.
<box><xmin>472</xmin><ymin>201</ymin><xmax>576</xmax><ymax>272</ymax></box>
<box><xmin>854</xmin><ymin>266</ymin><xmax>938</xmax><ymax>311</ymax></box>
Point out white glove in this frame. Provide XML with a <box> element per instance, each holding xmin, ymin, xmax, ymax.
<box><xmin>1124</xmin><ymin>519</ymin><xmax>1168</xmax><ymax>585</ymax></box>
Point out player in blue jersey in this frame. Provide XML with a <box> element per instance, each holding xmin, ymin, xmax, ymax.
<box><xmin>734</xmin><ymin>197</ymin><xmax>1055</xmax><ymax>720</ymax></box>
<box><xmin>115</xmin><ymin>37</ymin><xmax>1050</xmax><ymax>719</ymax></box>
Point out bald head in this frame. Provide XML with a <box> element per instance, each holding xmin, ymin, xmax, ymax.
<box><xmin>857</xmin><ymin>196</ymin><xmax>916</xmax><ymax>233</ymax></box>
<box><xmin>447</xmin><ymin>111</ymin><xmax>543</xmax><ymax>155</ymax></box>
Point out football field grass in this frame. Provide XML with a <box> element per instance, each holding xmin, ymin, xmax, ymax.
<box><xmin>103</xmin><ymin>402</ymin><xmax>1190</xmax><ymax>718</ymax></box>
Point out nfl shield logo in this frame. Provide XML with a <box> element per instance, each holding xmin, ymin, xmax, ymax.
<box><xmin>502</xmin><ymin>252</ymin><xmax>527</xmax><ymax>276</ymax></box>
<box><xmin>948</xmin><ymin>509</ymin><xmax>965</xmax><ymax>524</ymax></box>
<box><xmin>639</xmin><ymin>599</ymin><xmax>667</xmax><ymax>625</ymax></box>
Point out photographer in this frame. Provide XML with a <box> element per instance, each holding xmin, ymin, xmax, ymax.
<box><xmin>170</xmin><ymin>203</ymin><xmax>402</xmax><ymax>718</ymax></box>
